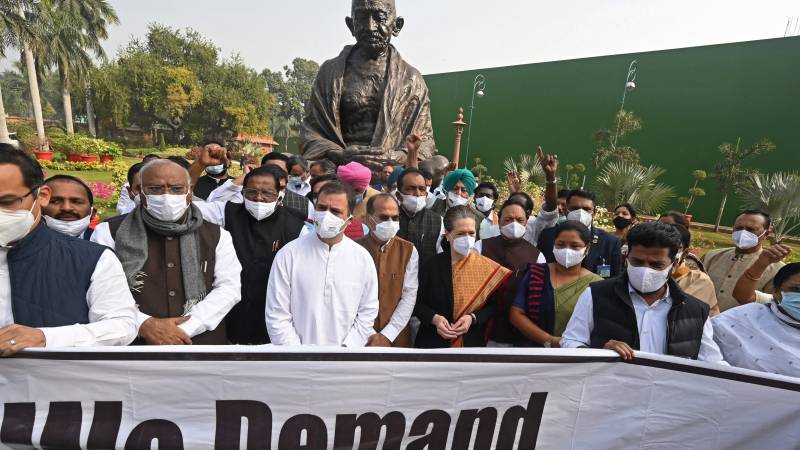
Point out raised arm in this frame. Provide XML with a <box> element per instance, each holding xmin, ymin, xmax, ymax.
<box><xmin>733</xmin><ymin>245</ymin><xmax>791</xmax><ymax>303</ymax></box>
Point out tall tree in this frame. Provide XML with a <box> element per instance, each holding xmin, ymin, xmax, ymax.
<box><xmin>262</xmin><ymin>57</ymin><xmax>319</xmax><ymax>134</ymax></box>
<box><xmin>712</xmin><ymin>137</ymin><xmax>776</xmax><ymax>231</ymax></box>
<box><xmin>17</xmin><ymin>3</ymin><xmax>47</xmax><ymax>148</ymax></box>
<box><xmin>0</xmin><ymin>1</ymin><xmax>36</xmax><ymax>144</ymax></box>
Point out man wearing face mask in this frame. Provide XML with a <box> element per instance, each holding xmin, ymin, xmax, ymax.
<box><xmin>702</xmin><ymin>209</ymin><xmax>784</xmax><ymax>312</ymax></box>
<box><xmin>191</xmin><ymin>166</ymin><xmax>306</xmax><ymax>344</ymax></box>
<box><xmin>356</xmin><ymin>193</ymin><xmax>418</xmax><ymax>347</ymax></box>
<box><xmin>192</xmin><ymin>141</ymin><xmax>233</xmax><ymax>200</ymax></box>
<box><xmin>92</xmin><ymin>160</ymin><xmax>242</xmax><ymax>345</ymax></box>
<box><xmin>430</xmin><ymin>169</ymin><xmax>484</xmax><ymax>239</ymax></box>
<box><xmin>0</xmin><ymin>147</ymin><xmax>137</xmax><ymax>355</ymax></box>
<box><xmin>561</xmin><ymin>222</ymin><xmax>727</xmax><ymax>363</ymax></box>
<box><xmin>394</xmin><ymin>168</ymin><xmax>444</xmax><ymax>264</ymax></box>
<box><xmin>286</xmin><ymin>156</ymin><xmax>312</xmax><ymax>197</ymax></box>
<box><xmin>116</xmin><ymin>154</ymin><xmax>160</xmax><ymax>215</ymax></box>
<box><xmin>474</xmin><ymin>182</ymin><xmax>500</xmax><ymax>239</ymax></box>
<box><xmin>538</xmin><ymin>189</ymin><xmax>622</xmax><ymax>279</ymax></box>
<box><xmin>473</xmin><ymin>199</ymin><xmax>546</xmax><ymax>347</ymax></box>
<box><xmin>719</xmin><ymin>256</ymin><xmax>800</xmax><ymax>377</ymax></box>
<box><xmin>338</xmin><ymin>161</ymin><xmax>380</xmax><ymax>223</ymax></box>
<box><xmin>266</xmin><ymin>181</ymin><xmax>379</xmax><ymax>346</ymax></box>
<box><xmin>42</xmin><ymin>175</ymin><xmax>96</xmax><ymax>240</ymax></box>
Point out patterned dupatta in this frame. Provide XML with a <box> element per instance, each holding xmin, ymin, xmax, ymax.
<box><xmin>451</xmin><ymin>252</ymin><xmax>512</xmax><ymax>348</ymax></box>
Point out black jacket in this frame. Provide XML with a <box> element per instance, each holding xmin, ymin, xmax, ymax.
<box><xmin>413</xmin><ymin>251</ymin><xmax>497</xmax><ymax>348</ymax></box>
<box><xmin>538</xmin><ymin>225</ymin><xmax>623</xmax><ymax>278</ymax></box>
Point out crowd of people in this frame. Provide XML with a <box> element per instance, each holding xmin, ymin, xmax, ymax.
<box><xmin>0</xmin><ymin>139</ymin><xmax>797</xmax><ymax>379</ymax></box>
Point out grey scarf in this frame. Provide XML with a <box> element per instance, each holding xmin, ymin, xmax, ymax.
<box><xmin>116</xmin><ymin>203</ymin><xmax>207</xmax><ymax>314</ymax></box>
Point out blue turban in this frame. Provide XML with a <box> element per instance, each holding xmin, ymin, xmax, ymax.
<box><xmin>387</xmin><ymin>167</ymin><xmax>406</xmax><ymax>191</ymax></box>
<box><xmin>442</xmin><ymin>169</ymin><xmax>477</xmax><ymax>195</ymax></box>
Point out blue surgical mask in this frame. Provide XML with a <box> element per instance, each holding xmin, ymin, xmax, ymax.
<box><xmin>290</xmin><ymin>176</ymin><xmax>305</xmax><ymax>186</ymax></box>
<box><xmin>206</xmin><ymin>164</ymin><xmax>226</xmax><ymax>176</ymax></box>
<box><xmin>354</xmin><ymin>193</ymin><xmax>365</xmax><ymax>205</ymax></box>
<box><xmin>779</xmin><ymin>292</ymin><xmax>800</xmax><ymax>320</ymax></box>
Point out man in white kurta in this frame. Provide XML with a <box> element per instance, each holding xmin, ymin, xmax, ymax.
<box><xmin>266</xmin><ymin>181</ymin><xmax>379</xmax><ymax>346</ymax></box>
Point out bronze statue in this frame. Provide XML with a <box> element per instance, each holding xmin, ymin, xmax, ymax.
<box><xmin>299</xmin><ymin>0</ymin><xmax>436</xmax><ymax>174</ymax></box>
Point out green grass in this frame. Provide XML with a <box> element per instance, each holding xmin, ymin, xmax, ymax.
<box><xmin>47</xmin><ymin>169</ymin><xmax>114</xmax><ymax>184</ymax></box>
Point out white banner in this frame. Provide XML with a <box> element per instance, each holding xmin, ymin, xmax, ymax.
<box><xmin>0</xmin><ymin>347</ymin><xmax>798</xmax><ymax>450</ymax></box>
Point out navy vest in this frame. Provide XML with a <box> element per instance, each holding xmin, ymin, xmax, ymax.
<box><xmin>7</xmin><ymin>222</ymin><xmax>105</xmax><ymax>327</ymax></box>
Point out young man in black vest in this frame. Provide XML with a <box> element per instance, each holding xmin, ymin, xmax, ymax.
<box><xmin>561</xmin><ymin>221</ymin><xmax>727</xmax><ymax>363</ymax></box>
<box><xmin>92</xmin><ymin>159</ymin><xmax>242</xmax><ymax>345</ymax></box>
<box><xmin>394</xmin><ymin>168</ymin><xmax>444</xmax><ymax>264</ymax></box>
<box><xmin>0</xmin><ymin>146</ymin><xmax>137</xmax><ymax>356</ymax></box>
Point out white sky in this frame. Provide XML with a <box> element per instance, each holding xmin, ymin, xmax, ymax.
<box><xmin>5</xmin><ymin>0</ymin><xmax>800</xmax><ymax>73</ymax></box>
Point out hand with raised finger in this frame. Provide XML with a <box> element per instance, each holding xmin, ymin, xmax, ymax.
<box><xmin>506</xmin><ymin>171</ymin><xmax>522</xmax><ymax>193</ymax></box>
<box><xmin>537</xmin><ymin>146</ymin><xmax>558</xmax><ymax>180</ymax></box>
<box><xmin>604</xmin><ymin>339</ymin><xmax>635</xmax><ymax>360</ymax></box>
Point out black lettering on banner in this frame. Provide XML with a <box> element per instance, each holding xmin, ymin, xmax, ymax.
<box><xmin>496</xmin><ymin>393</ymin><xmax>548</xmax><ymax>450</ymax></box>
<box><xmin>124</xmin><ymin>419</ymin><xmax>184</xmax><ymax>450</ymax></box>
<box><xmin>333</xmin><ymin>412</ymin><xmax>405</xmax><ymax>450</ymax></box>
<box><xmin>406</xmin><ymin>410</ymin><xmax>450</xmax><ymax>450</ymax></box>
<box><xmin>1</xmin><ymin>403</ymin><xmax>35</xmax><ymax>447</ymax></box>
<box><xmin>88</xmin><ymin>401</ymin><xmax>123</xmax><ymax>450</ymax></box>
<box><xmin>215</xmin><ymin>400</ymin><xmax>272</xmax><ymax>450</ymax></box>
<box><xmin>40</xmin><ymin>401</ymin><xmax>82</xmax><ymax>449</ymax></box>
<box><xmin>451</xmin><ymin>407</ymin><xmax>498</xmax><ymax>450</ymax></box>
<box><xmin>278</xmin><ymin>414</ymin><xmax>327</xmax><ymax>450</ymax></box>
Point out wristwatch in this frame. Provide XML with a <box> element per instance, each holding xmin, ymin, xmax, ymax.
<box><xmin>543</xmin><ymin>340</ymin><xmax>552</xmax><ymax>348</ymax></box>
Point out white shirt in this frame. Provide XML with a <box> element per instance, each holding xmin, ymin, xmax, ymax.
<box><xmin>0</xmin><ymin>247</ymin><xmax>138</xmax><ymax>348</ymax></box>
<box><xmin>480</xmin><ymin>212</ymin><xmax>501</xmax><ymax>240</ymax></box>
<box><xmin>713</xmin><ymin>302</ymin><xmax>800</xmax><ymax>377</ymax></box>
<box><xmin>91</xmin><ymin>222</ymin><xmax>242</xmax><ymax>338</ymax></box>
<box><xmin>376</xmin><ymin>242</ymin><xmax>419</xmax><ymax>343</ymax></box>
<box><xmin>207</xmin><ymin>179</ymin><xmax>314</xmax><ymax>221</ymax></box>
<box><xmin>266</xmin><ymin>232</ymin><xmax>379</xmax><ymax>347</ymax></box>
<box><xmin>473</xmin><ymin>240</ymin><xmax>547</xmax><ymax>263</ymax></box>
<box><xmin>561</xmin><ymin>284</ymin><xmax>727</xmax><ymax>364</ymax></box>
<box><xmin>524</xmin><ymin>204</ymin><xmax>560</xmax><ymax>246</ymax></box>
<box><xmin>116</xmin><ymin>182</ymin><xmax>135</xmax><ymax>216</ymax></box>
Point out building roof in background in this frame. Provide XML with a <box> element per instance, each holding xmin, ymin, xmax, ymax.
<box><xmin>236</xmin><ymin>134</ymin><xmax>279</xmax><ymax>146</ymax></box>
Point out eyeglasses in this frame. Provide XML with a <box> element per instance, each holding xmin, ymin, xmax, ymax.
<box><xmin>0</xmin><ymin>188</ymin><xmax>36</xmax><ymax>210</ymax></box>
<box><xmin>142</xmin><ymin>185</ymin><xmax>189</xmax><ymax>196</ymax></box>
<box><xmin>244</xmin><ymin>189</ymin><xmax>280</xmax><ymax>202</ymax></box>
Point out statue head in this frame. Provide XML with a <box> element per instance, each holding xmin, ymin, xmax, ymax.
<box><xmin>346</xmin><ymin>0</ymin><xmax>404</xmax><ymax>58</ymax></box>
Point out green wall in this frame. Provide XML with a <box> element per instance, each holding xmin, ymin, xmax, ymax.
<box><xmin>423</xmin><ymin>36</ymin><xmax>800</xmax><ymax>226</ymax></box>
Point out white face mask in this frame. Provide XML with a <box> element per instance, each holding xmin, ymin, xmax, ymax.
<box><xmin>500</xmin><ymin>222</ymin><xmax>526</xmax><ymax>240</ymax></box>
<box><xmin>567</xmin><ymin>209</ymin><xmax>593</xmax><ymax>228</ymax></box>
<box><xmin>373</xmin><ymin>220</ymin><xmax>400</xmax><ymax>242</ymax></box>
<box><xmin>627</xmin><ymin>263</ymin><xmax>673</xmax><ymax>294</ymax></box>
<box><xmin>447</xmin><ymin>191</ymin><xmax>469</xmax><ymax>208</ymax></box>
<box><xmin>245</xmin><ymin>199</ymin><xmax>278</xmax><ymax>221</ymax></box>
<box><xmin>475</xmin><ymin>196</ymin><xmax>494</xmax><ymax>213</ymax></box>
<box><xmin>400</xmin><ymin>193</ymin><xmax>426</xmax><ymax>215</ymax></box>
<box><xmin>44</xmin><ymin>214</ymin><xmax>91</xmax><ymax>237</ymax></box>
<box><xmin>732</xmin><ymin>230</ymin><xmax>763</xmax><ymax>250</ymax></box>
<box><xmin>314</xmin><ymin>210</ymin><xmax>348</xmax><ymax>239</ymax></box>
<box><xmin>0</xmin><ymin>198</ymin><xmax>37</xmax><ymax>247</ymax></box>
<box><xmin>425</xmin><ymin>189</ymin><xmax>436</xmax><ymax>209</ymax></box>
<box><xmin>145</xmin><ymin>194</ymin><xmax>189</xmax><ymax>222</ymax></box>
<box><xmin>452</xmin><ymin>235</ymin><xmax>476</xmax><ymax>256</ymax></box>
<box><xmin>553</xmin><ymin>247</ymin><xmax>587</xmax><ymax>268</ymax></box>
<box><xmin>206</xmin><ymin>164</ymin><xmax>226</xmax><ymax>176</ymax></box>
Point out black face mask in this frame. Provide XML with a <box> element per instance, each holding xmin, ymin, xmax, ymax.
<box><xmin>613</xmin><ymin>216</ymin><xmax>633</xmax><ymax>230</ymax></box>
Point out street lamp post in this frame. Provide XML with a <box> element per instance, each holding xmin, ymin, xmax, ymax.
<box><xmin>612</xmin><ymin>60</ymin><xmax>638</xmax><ymax>147</ymax></box>
<box><xmin>463</xmin><ymin>74</ymin><xmax>486</xmax><ymax>169</ymax></box>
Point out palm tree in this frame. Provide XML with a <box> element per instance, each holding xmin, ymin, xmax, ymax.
<box><xmin>37</xmin><ymin>0</ymin><xmax>118</xmax><ymax>134</ymax></box>
<box><xmin>0</xmin><ymin>0</ymin><xmax>35</xmax><ymax>144</ymax></box>
<box><xmin>594</xmin><ymin>161</ymin><xmax>676</xmax><ymax>215</ymax></box>
<box><xmin>738</xmin><ymin>171</ymin><xmax>800</xmax><ymax>243</ymax></box>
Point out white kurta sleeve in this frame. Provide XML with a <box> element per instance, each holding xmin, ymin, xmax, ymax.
<box><xmin>193</xmin><ymin>200</ymin><xmax>227</xmax><ymax>227</ymax></box>
<box><xmin>560</xmin><ymin>287</ymin><xmax>595</xmax><ymax>348</ymax></box>
<box><xmin>206</xmin><ymin>179</ymin><xmax>243</xmax><ymax>204</ymax></box>
<box><xmin>178</xmin><ymin>228</ymin><xmax>242</xmax><ymax>337</ymax></box>
<box><xmin>343</xmin><ymin>255</ymin><xmax>380</xmax><ymax>347</ymax></box>
<box><xmin>89</xmin><ymin>222</ymin><xmax>115</xmax><ymax>249</ymax></box>
<box><xmin>524</xmin><ymin>204</ymin><xmax>559</xmax><ymax>246</ymax></box>
<box><xmin>115</xmin><ymin>183</ymin><xmax>133</xmax><ymax>216</ymax></box>
<box><xmin>379</xmin><ymin>246</ymin><xmax>419</xmax><ymax>342</ymax></box>
<box><xmin>265</xmin><ymin>246</ymin><xmax>302</xmax><ymax>345</ymax></box>
<box><xmin>39</xmin><ymin>250</ymin><xmax>138</xmax><ymax>348</ymax></box>
<box><xmin>697</xmin><ymin>318</ymin><xmax>729</xmax><ymax>365</ymax></box>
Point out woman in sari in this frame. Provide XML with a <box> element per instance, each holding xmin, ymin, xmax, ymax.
<box><xmin>414</xmin><ymin>206</ymin><xmax>512</xmax><ymax>348</ymax></box>
<box><xmin>509</xmin><ymin>221</ymin><xmax>601</xmax><ymax>347</ymax></box>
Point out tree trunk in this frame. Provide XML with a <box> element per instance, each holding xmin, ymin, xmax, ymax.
<box><xmin>0</xmin><ymin>81</ymin><xmax>10</xmax><ymax>144</ymax></box>
<box><xmin>85</xmin><ymin>79</ymin><xmax>96</xmax><ymax>137</ymax></box>
<box><xmin>714</xmin><ymin>192</ymin><xmax>728</xmax><ymax>232</ymax></box>
<box><xmin>60</xmin><ymin>64</ymin><xmax>74</xmax><ymax>134</ymax></box>
<box><xmin>23</xmin><ymin>46</ymin><xmax>47</xmax><ymax>150</ymax></box>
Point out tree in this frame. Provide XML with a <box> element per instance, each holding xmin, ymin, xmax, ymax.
<box><xmin>679</xmin><ymin>170</ymin><xmax>707</xmax><ymax>215</ymax></box>
<box><xmin>594</xmin><ymin>161</ymin><xmax>675</xmax><ymax>215</ymax></box>
<box><xmin>592</xmin><ymin>109</ymin><xmax>642</xmax><ymax>168</ymax></box>
<box><xmin>17</xmin><ymin>2</ymin><xmax>48</xmax><ymax>149</ymax></box>
<box><xmin>738</xmin><ymin>171</ymin><xmax>800</xmax><ymax>242</ymax></box>
<box><xmin>262</xmin><ymin>57</ymin><xmax>319</xmax><ymax>133</ymax></box>
<box><xmin>711</xmin><ymin>137</ymin><xmax>776</xmax><ymax>231</ymax></box>
<box><xmin>0</xmin><ymin>0</ymin><xmax>37</xmax><ymax>144</ymax></box>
